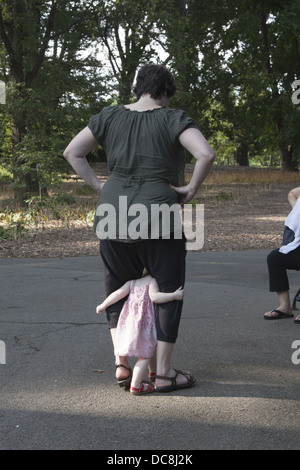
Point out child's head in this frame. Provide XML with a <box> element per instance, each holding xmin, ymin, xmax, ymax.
<box><xmin>142</xmin><ymin>268</ymin><xmax>149</xmax><ymax>278</ymax></box>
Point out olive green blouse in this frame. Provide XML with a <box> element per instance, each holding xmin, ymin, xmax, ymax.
<box><xmin>88</xmin><ymin>105</ymin><xmax>200</xmax><ymax>242</ymax></box>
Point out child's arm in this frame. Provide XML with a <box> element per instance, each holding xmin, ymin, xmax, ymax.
<box><xmin>148</xmin><ymin>278</ymin><xmax>184</xmax><ymax>304</ymax></box>
<box><xmin>96</xmin><ymin>281</ymin><xmax>131</xmax><ymax>314</ymax></box>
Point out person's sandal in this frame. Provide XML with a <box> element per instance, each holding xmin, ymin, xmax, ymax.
<box><xmin>155</xmin><ymin>369</ymin><xmax>196</xmax><ymax>393</ymax></box>
<box><xmin>130</xmin><ymin>382</ymin><xmax>155</xmax><ymax>395</ymax></box>
<box><xmin>264</xmin><ymin>309</ymin><xmax>294</xmax><ymax>320</ymax></box>
<box><xmin>115</xmin><ymin>364</ymin><xmax>132</xmax><ymax>389</ymax></box>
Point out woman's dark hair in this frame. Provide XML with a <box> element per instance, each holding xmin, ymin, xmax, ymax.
<box><xmin>132</xmin><ymin>64</ymin><xmax>177</xmax><ymax>100</ymax></box>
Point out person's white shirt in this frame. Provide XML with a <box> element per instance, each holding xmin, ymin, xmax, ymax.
<box><xmin>279</xmin><ymin>197</ymin><xmax>300</xmax><ymax>254</ymax></box>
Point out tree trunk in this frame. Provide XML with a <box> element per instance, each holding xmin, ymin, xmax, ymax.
<box><xmin>234</xmin><ymin>140</ymin><xmax>249</xmax><ymax>167</ymax></box>
<box><xmin>11</xmin><ymin>119</ymin><xmax>42</xmax><ymax>207</ymax></box>
<box><xmin>275</xmin><ymin>119</ymin><xmax>298</xmax><ymax>171</ymax></box>
<box><xmin>279</xmin><ymin>146</ymin><xmax>297</xmax><ymax>172</ymax></box>
<box><xmin>118</xmin><ymin>68</ymin><xmax>135</xmax><ymax>103</ymax></box>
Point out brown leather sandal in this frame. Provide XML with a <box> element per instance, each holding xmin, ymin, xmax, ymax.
<box><xmin>115</xmin><ymin>364</ymin><xmax>132</xmax><ymax>389</ymax></box>
<box><xmin>155</xmin><ymin>369</ymin><xmax>196</xmax><ymax>393</ymax></box>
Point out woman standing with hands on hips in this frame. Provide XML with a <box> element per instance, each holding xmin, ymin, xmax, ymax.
<box><xmin>63</xmin><ymin>63</ymin><xmax>215</xmax><ymax>392</ymax></box>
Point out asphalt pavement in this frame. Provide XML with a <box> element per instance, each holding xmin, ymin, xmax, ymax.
<box><xmin>1</xmin><ymin>249</ymin><xmax>300</xmax><ymax>451</ymax></box>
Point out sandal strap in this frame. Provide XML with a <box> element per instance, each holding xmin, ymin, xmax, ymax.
<box><xmin>155</xmin><ymin>370</ymin><xmax>179</xmax><ymax>386</ymax></box>
<box><xmin>155</xmin><ymin>369</ymin><xmax>193</xmax><ymax>386</ymax></box>
<box><xmin>174</xmin><ymin>369</ymin><xmax>194</xmax><ymax>384</ymax></box>
<box><xmin>130</xmin><ymin>383</ymin><xmax>154</xmax><ymax>393</ymax></box>
<box><xmin>115</xmin><ymin>364</ymin><xmax>132</xmax><ymax>373</ymax></box>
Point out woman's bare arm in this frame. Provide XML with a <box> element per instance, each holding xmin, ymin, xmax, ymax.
<box><xmin>63</xmin><ymin>127</ymin><xmax>102</xmax><ymax>192</ymax></box>
<box><xmin>170</xmin><ymin>128</ymin><xmax>215</xmax><ymax>203</ymax></box>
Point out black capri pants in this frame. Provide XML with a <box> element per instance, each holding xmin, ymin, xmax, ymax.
<box><xmin>100</xmin><ymin>235</ymin><xmax>186</xmax><ymax>343</ymax></box>
<box><xmin>267</xmin><ymin>245</ymin><xmax>300</xmax><ymax>292</ymax></box>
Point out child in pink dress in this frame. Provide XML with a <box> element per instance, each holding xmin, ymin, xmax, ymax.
<box><xmin>96</xmin><ymin>271</ymin><xmax>184</xmax><ymax>395</ymax></box>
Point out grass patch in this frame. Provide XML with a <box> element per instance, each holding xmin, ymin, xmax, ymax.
<box><xmin>204</xmin><ymin>166</ymin><xmax>300</xmax><ymax>185</ymax></box>
<box><xmin>215</xmin><ymin>191</ymin><xmax>234</xmax><ymax>201</ymax></box>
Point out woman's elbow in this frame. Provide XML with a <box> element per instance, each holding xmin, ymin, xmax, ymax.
<box><xmin>63</xmin><ymin>147</ymin><xmax>79</xmax><ymax>163</ymax></box>
<box><xmin>63</xmin><ymin>147</ymin><xmax>71</xmax><ymax>161</ymax></box>
<box><xmin>208</xmin><ymin>150</ymin><xmax>216</xmax><ymax>164</ymax></box>
<box><xmin>198</xmin><ymin>149</ymin><xmax>215</xmax><ymax>164</ymax></box>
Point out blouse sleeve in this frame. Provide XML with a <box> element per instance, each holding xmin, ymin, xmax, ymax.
<box><xmin>168</xmin><ymin>109</ymin><xmax>201</xmax><ymax>142</ymax></box>
<box><xmin>87</xmin><ymin>107</ymin><xmax>111</xmax><ymax>145</ymax></box>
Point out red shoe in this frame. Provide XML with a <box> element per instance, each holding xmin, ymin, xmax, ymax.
<box><xmin>130</xmin><ymin>382</ymin><xmax>155</xmax><ymax>395</ymax></box>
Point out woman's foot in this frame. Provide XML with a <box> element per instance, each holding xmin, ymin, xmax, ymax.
<box><xmin>115</xmin><ymin>364</ymin><xmax>132</xmax><ymax>388</ymax></box>
<box><xmin>294</xmin><ymin>315</ymin><xmax>300</xmax><ymax>324</ymax></box>
<box><xmin>264</xmin><ymin>308</ymin><xmax>293</xmax><ymax>320</ymax></box>
<box><xmin>155</xmin><ymin>369</ymin><xmax>196</xmax><ymax>392</ymax></box>
<box><xmin>130</xmin><ymin>382</ymin><xmax>155</xmax><ymax>395</ymax></box>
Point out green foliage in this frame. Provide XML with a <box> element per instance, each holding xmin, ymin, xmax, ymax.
<box><xmin>1</xmin><ymin>0</ymin><xmax>300</xmax><ymax>210</ymax></box>
<box><xmin>97</xmin><ymin>0</ymin><xmax>162</xmax><ymax>103</ymax></box>
<box><xmin>0</xmin><ymin>0</ymin><xmax>109</xmax><ymax>204</ymax></box>
<box><xmin>0</xmin><ymin>107</ymin><xmax>12</xmax><ymax>165</ymax></box>
<box><xmin>0</xmin><ymin>209</ymin><xmax>30</xmax><ymax>239</ymax></box>
<box><xmin>0</xmin><ymin>192</ymin><xmax>94</xmax><ymax>239</ymax></box>
<box><xmin>215</xmin><ymin>191</ymin><xmax>234</xmax><ymax>202</ymax></box>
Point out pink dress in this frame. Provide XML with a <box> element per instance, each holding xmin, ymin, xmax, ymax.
<box><xmin>114</xmin><ymin>276</ymin><xmax>158</xmax><ymax>359</ymax></box>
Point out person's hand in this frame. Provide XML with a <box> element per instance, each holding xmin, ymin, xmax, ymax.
<box><xmin>98</xmin><ymin>180</ymin><xmax>105</xmax><ymax>192</ymax></box>
<box><xmin>94</xmin><ymin>180</ymin><xmax>104</xmax><ymax>193</ymax></box>
<box><xmin>96</xmin><ymin>304</ymin><xmax>104</xmax><ymax>314</ymax></box>
<box><xmin>173</xmin><ymin>286</ymin><xmax>184</xmax><ymax>301</ymax></box>
<box><xmin>169</xmin><ymin>184</ymin><xmax>195</xmax><ymax>204</ymax></box>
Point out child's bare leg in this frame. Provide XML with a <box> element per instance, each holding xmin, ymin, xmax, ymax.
<box><xmin>131</xmin><ymin>358</ymin><xmax>150</xmax><ymax>389</ymax></box>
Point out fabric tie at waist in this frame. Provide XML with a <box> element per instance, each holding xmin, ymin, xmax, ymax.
<box><xmin>121</xmin><ymin>175</ymin><xmax>146</xmax><ymax>206</ymax></box>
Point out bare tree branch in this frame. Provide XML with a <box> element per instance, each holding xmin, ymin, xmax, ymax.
<box><xmin>114</xmin><ymin>22</ymin><xmax>125</xmax><ymax>64</ymax></box>
<box><xmin>25</xmin><ymin>0</ymin><xmax>57</xmax><ymax>86</ymax></box>
<box><xmin>0</xmin><ymin>7</ymin><xmax>14</xmax><ymax>55</ymax></box>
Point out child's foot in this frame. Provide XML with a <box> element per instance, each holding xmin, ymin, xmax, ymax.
<box><xmin>130</xmin><ymin>382</ymin><xmax>155</xmax><ymax>395</ymax></box>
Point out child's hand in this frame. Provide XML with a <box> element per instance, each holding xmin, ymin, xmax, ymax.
<box><xmin>96</xmin><ymin>304</ymin><xmax>104</xmax><ymax>314</ymax></box>
<box><xmin>173</xmin><ymin>286</ymin><xmax>184</xmax><ymax>301</ymax></box>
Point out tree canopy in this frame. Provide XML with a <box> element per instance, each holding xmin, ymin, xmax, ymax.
<box><xmin>0</xmin><ymin>0</ymin><xmax>300</xmax><ymax>205</ymax></box>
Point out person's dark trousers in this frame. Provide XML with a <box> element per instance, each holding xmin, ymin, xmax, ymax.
<box><xmin>267</xmin><ymin>245</ymin><xmax>300</xmax><ymax>292</ymax></box>
<box><xmin>100</xmin><ymin>235</ymin><xmax>186</xmax><ymax>343</ymax></box>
